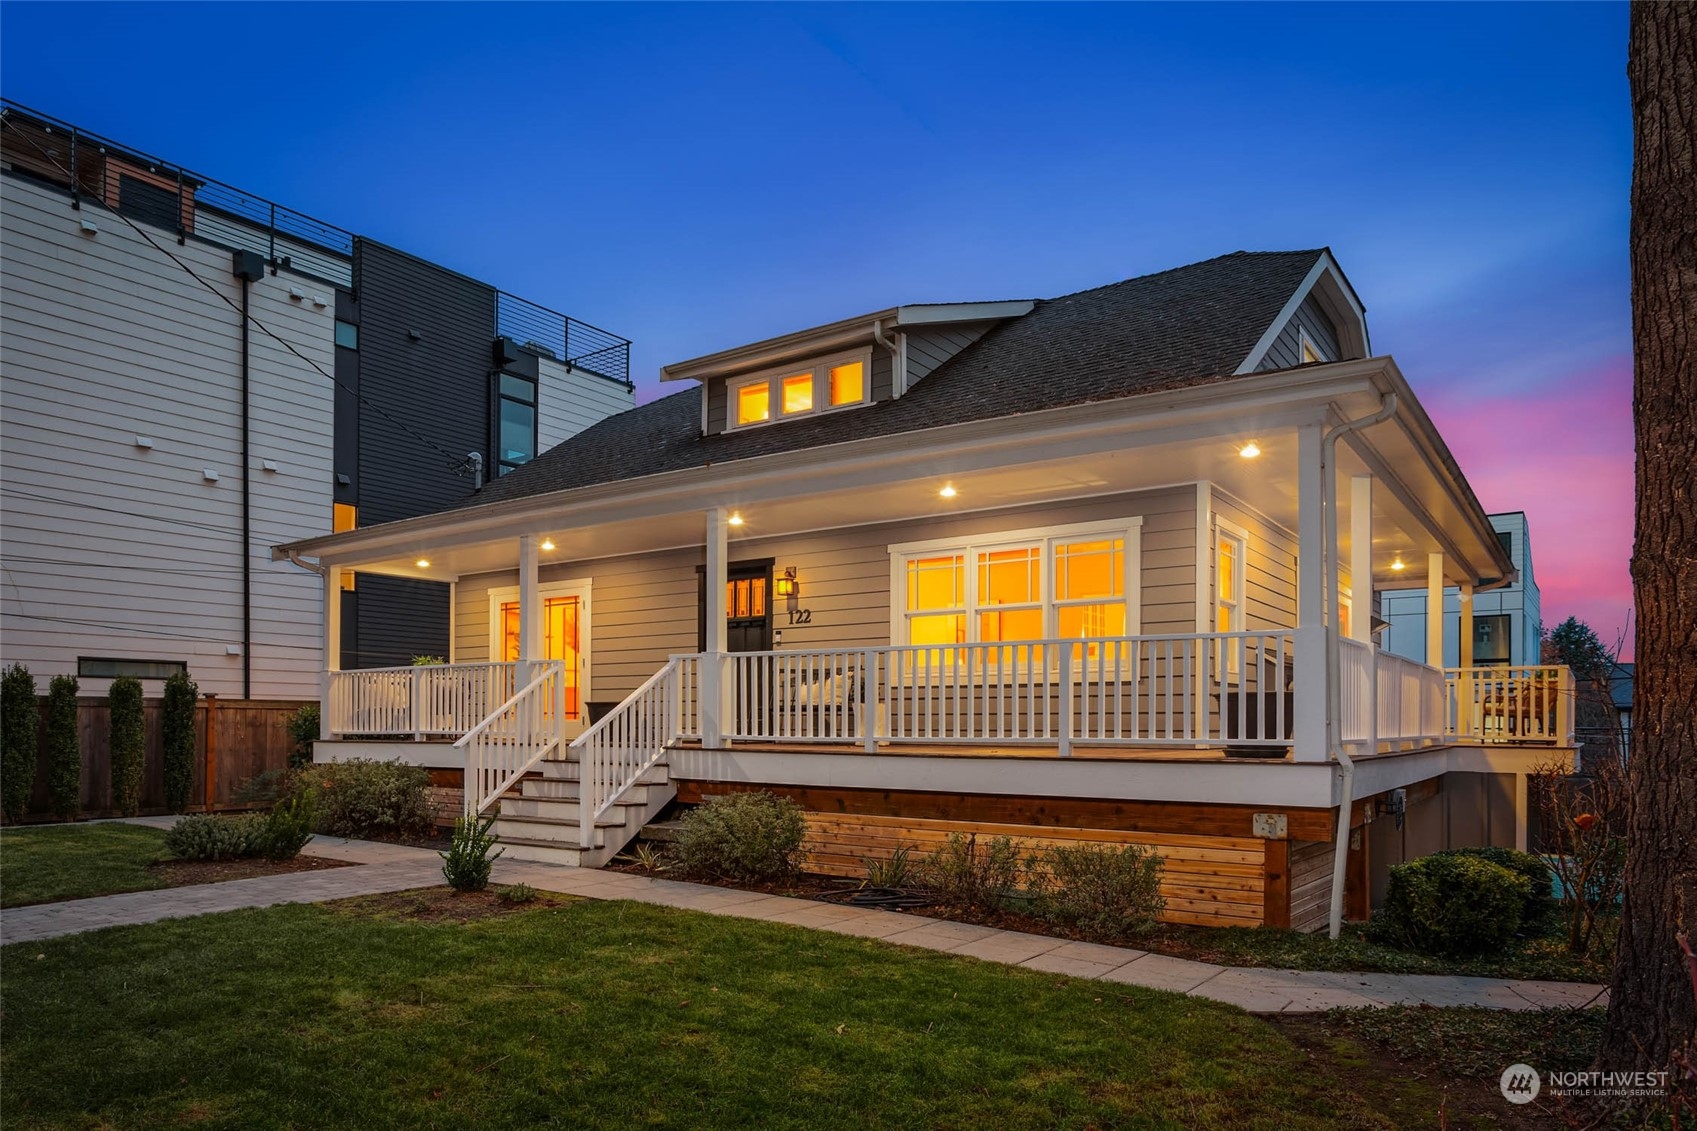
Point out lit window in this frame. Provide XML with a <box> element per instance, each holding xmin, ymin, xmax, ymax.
<box><xmin>737</xmin><ymin>382</ymin><xmax>771</xmax><ymax>426</ymax></box>
<box><xmin>906</xmin><ymin>554</ymin><xmax>965</xmax><ymax>646</ymax></box>
<box><xmin>332</xmin><ymin>503</ymin><xmax>357</xmax><ymax>590</ymax></box>
<box><xmin>1056</xmin><ymin>538</ymin><xmax>1126</xmax><ymax>646</ymax></box>
<box><xmin>781</xmin><ymin>373</ymin><xmax>813</xmax><ymax>415</ymax></box>
<box><xmin>1299</xmin><ymin>331</ymin><xmax>1321</xmax><ymax>364</ymax></box>
<box><xmin>1216</xmin><ymin>523</ymin><xmax>1247</xmax><ymax>675</ymax></box>
<box><xmin>728</xmin><ymin>350</ymin><xmax>871</xmax><ymax>429</ymax></box>
<box><xmin>829</xmin><ymin>360</ymin><xmax>864</xmax><ymax>406</ymax></box>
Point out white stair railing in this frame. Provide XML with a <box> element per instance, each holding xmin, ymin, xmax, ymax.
<box><xmin>571</xmin><ymin>658</ymin><xmax>682</xmax><ymax>848</ymax></box>
<box><xmin>455</xmin><ymin>660</ymin><xmax>566</xmax><ymax>816</ymax></box>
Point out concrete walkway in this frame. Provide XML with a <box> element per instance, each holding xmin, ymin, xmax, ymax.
<box><xmin>0</xmin><ymin>824</ymin><xmax>1607</xmax><ymax>1014</ymax></box>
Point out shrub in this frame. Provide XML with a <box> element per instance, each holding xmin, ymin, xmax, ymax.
<box><xmin>916</xmin><ymin>832</ymin><xmax>1024</xmax><ymax>913</ymax></box>
<box><xmin>164</xmin><ymin>813</ymin><xmax>268</xmax><ymax>861</ymax></box>
<box><xmin>1445</xmin><ymin>846</ymin><xmax>1558</xmax><ymax>933</ymax></box>
<box><xmin>673</xmin><ymin>791</ymin><xmax>805</xmax><ymax>882</ymax></box>
<box><xmin>441</xmin><ymin>814</ymin><xmax>502</xmax><ymax>892</ymax></box>
<box><xmin>1031</xmin><ymin>842</ymin><xmax>1165</xmax><ymax>943</ymax></box>
<box><xmin>45</xmin><ymin>675</ymin><xmax>80</xmax><ymax>821</ymax></box>
<box><xmin>1373</xmin><ymin>853</ymin><xmax>1526</xmax><ymax>958</ymax></box>
<box><xmin>262</xmin><ymin>792</ymin><xmax>316</xmax><ymax>861</ymax></box>
<box><xmin>161</xmin><ymin>670</ymin><xmax>198</xmax><ymax>814</ymax></box>
<box><xmin>499</xmin><ymin>883</ymin><xmax>538</xmax><ymax>905</ymax></box>
<box><xmin>1</xmin><ymin>663</ymin><xmax>39</xmax><ymax>822</ymax></box>
<box><xmin>299</xmin><ymin>759</ymin><xmax>433</xmax><ymax>839</ymax></box>
<box><xmin>285</xmin><ymin>705</ymin><xmax>319</xmax><ymax>770</ymax></box>
<box><xmin>108</xmin><ymin>676</ymin><xmax>145</xmax><ymax>817</ymax></box>
<box><xmin>864</xmin><ymin>845</ymin><xmax>915</xmax><ymax>889</ymax></box>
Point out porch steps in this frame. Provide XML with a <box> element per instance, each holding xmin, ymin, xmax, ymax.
<box><xmin>490</xmin><ymin>758</ymin><xmax>676</xmax><ymax>868</ymax></box>
<box><xmin>636</xmin><ymin>819</ymin><xmax>685</xmax><ymax>845</ymax></box>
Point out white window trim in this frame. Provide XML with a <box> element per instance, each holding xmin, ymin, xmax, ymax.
<box><xmin>1298</xmin><ymin>328</ymin><xmax>1321</xmax><ymax>364</ymax></box>
<box><xmin>726</xmin><ymin>347</ymin><xmax>874</xmax><ymax>430</ymax></box>
<box><xmin>1213</xmin><ymin>517</ymin><xmax>1247</xmax><ymax>633</ymax></box>
<box><xmin>887</xmin><ymin>517</ymin><xmax>1143</xmax><ymax>646</ymax></box>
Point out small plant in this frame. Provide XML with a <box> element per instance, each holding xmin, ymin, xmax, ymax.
<box><xmin>1371</xmin><ymin>852</ymin><xmax>1526</xmax><ymax>958</ymax></box>
<box><xmin>411</xmin><ymin>655</ymin><xmax>446</xmax><ymax>666</ymax></box>
<box><xmin>2</xmin><ymin>663</ymin><xmax>39</xmax><ymax>822</ymax></box>
<box><xmin>108</xmin><ymin>676</ymin><xmax>145</xmax><ymax>817</ymax></box>
<box><xmin>1531</xmin><ymin>755</ymin><xmax>1627</xmax><ymax>958</ymax></box>
<box><xmin>299</xmin><ymin>758</ymin><xmax>434</xmax><ymax>839</ymax></box>
<box><xmin>164</xmin><ymin>813</ymin><xmax>268</xmax><ymax>861</ymax></box>
<box><xmin>499</xmin><ymin>883</ymin><xmax>538</xmax><ymax>905</ymax></box>
<box><xmin>916</xmin><ymin>832</ymin><xmax>1024</xmax><ymax>913</ymax></box>
<box><xmin>285</xmin><ymin>705</ymin><xmax>319</xmax><ymax>770</ymax></box>
<box><xmin>262</xmin><ymin>791</ymin><xmax>316</xmax><ymax>861</ymax></box>
<box><xmin>161</xmin><ymin>670</ymin><xmax>198</xmax><ymax>814</ymax></box>
<box><xmin>864</xmin><ymin>845</ymin><xmax>915</xmax><ymax>888</ymax></box>
<box><xmin>618</xmin><ymin>842</ymin><xmax>671</xmax><ymax>875</ymax></box>
<box><xmin>1030</xmin><ymin>842</ymin><xmax>1165</xmax><ymax>943</ymax></box>
<box><xmin>441</xmin><ymin>813</ymin><xmax>502</xmax><ymax>892</ymax></box>
<box><xmin>673</xmin><ymin>791</ymin><xmax>805</xmax><ymax>882</ymax></box>
<box><xmin>45</xmin><ymin>674</ymin><xmax>80</xmax><ymax>821</ymax></box>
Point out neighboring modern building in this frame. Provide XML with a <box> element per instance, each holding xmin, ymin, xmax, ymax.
<box><xmin>281</xmin><ymin>248</ymin><xmax>1577</xmax><ymax>936</ymax></box>
<box><xmin>0</xmin><ymin>101</ymin><xmax>634</xmax><ymax>701</ymax></box>
<box><xmin>1380</xmin><ymin>511</ymin><xmax>1543</xmax><ymax>669</ymax></box>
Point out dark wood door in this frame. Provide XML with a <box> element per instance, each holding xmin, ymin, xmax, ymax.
<box><xmin>697</xmin><ymin>560</ymin><xmax>773</xmax><ymax>653</ymax></box>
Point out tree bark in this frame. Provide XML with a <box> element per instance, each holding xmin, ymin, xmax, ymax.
<box><xmin>1602</xmin><ymin>0</ymin><xmax>1697</xmax><ymax>1074</ymax></box>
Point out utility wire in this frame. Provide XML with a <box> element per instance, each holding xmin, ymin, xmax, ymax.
<box><xmin>1</xmin><ymin>486</ymin><xmax>309</xmax><ymax>545</ymax></box>
<box><xmin>2</xmin><ymin>115</ymin><xmax>474</xmax><ymax>472</ymax></box>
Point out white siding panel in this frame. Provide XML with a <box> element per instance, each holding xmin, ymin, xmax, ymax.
<box><xmin>1</xmin><ymin>174</ymin><xmax>334</xmax><ymax>698</ymax></box>
<box><xmin>536</xmin><ymin>354</ymin><xmax>633</xmax><ymax>453</ymax></box>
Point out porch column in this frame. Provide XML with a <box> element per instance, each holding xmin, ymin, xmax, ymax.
<box><xmin>1292</xmin><ymin>423</ymin><xmax>1328</xmax><ymax>762</ymax></box>
<box><xmin>518</xmin><ymin>534</ymin><xmax>540</xmax><ymax>680</ymax></box>
<box><xmin>1458</xmin><ymin>582</ymin><xmax>1475</xmax><ymax>667</ymax></box>
<box><xmin>701</xmin><ymin>507</ymin><xmax>730</xmax><ymax>748</ymax></box>
<box><xmin>319</xmin><ymin>564</ymin><xmax>342</xmax><ymax>742</ymax></box>
<box><xmin>1426</xmin><ymin>552</ymin><xmax>1445</xmax><ymax>668</ymax></box>
<box><xmin>1349</xmin><ymin>477</ymin><xmax>1373</xmax><ymax>644</ymax></box>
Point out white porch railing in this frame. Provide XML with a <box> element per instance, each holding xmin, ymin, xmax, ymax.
<box><xmin>456</xmin><ymin>660</ymin><xmax>566</xmax><ymax>816</ymax></box>
<box><xmin>327</xmin><ymin>662</ymin><xmax>517</xmax><ymax>738</ymax></box>
<box><xmin>1376</xmin><ymin>650</ymin><xmax>1448</xmax><ymax>743</ymax></box>
<box><xmin>1446</xmin><ymin>665</ymin><xmax>1573</xmax><ymax>744</ymax></box>
<box><xmin>718</xmin><ymin>633</ymin><xmax>1297</xmax><ymax>752</ymax></box>
<box><xmin>571</xmin><ymin>657</ymin><xmax>683</xmax><ymax>848</ymax></box>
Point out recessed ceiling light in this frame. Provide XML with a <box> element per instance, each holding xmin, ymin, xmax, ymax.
<box><xmin>540</xmin><ymin>538</ymin><xmax>556</xmax><ymax>552</ymax></box>
<box><xmin>939</xmin><ymin>484</ymin><xmax>957</xmax><ymax>499</ymax></box>
<box><xmin>1390</xmin><ymin>557</ymin><xmax>1405</xmax><ymax>572</ymax></box>
<box><xmin>415</xmin><ymin>558</ymin><xmax>430</xmax><ymax>569</ymax></box>
<box><xmin>728</xmin><ymin>513</ymin><xmax>744</xmax><ymax>527</ymax></box>
<box><xmin>1239</xmin><ymin>441</ymin><xmax>1261</xmax><ymax>459</ymax></box>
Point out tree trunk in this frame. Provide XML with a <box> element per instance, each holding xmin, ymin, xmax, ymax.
<box><xmin>1602</xmin><ymin>0</ymin><xmax>1697</xmax><ymax>1074</ymax></box>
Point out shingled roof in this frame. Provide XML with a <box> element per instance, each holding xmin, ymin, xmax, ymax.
<box><xmin>466</xmin><ymin>249</ymin><xmax>1325</xmax><ymax>507</ymax></box>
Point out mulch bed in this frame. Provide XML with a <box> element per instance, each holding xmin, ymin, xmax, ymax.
<box><xmin>149</xmin><ymin>855</ymin><xmax>355</xmax><ymax>888</ymax></box>
<box><xmin>326</xmin><ymin>886</ymin><xmax>576</xmax><ymax>924</ymax></box>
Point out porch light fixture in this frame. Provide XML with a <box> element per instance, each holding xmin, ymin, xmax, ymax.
<box><xmin>939</xmin><ymin>484</ymin><xmax>958</xmax><ymax>498</ymax></box>
<box><xmin>775</xmin><ymin>566</ymin><xmax>800</xmax><ymax>599</ymax></box>
<box><xmin>1238</xmin><ymin>441</ymin><xmax>1261</xmax><ymax>459</ymax></box>
<box><xmin>728</xmin><ymin>512</ymin><xmax>745</xmax><ymax>527</ymax></box>
<box><xmin>1390</xmin><ymin>556</ymin><xmax>1406</xmax><ymax>572</ymax></box>
<box><xmin>415</xmin><ymin>558</ymin><xmax>430</xmax><ymax>569</ymax></box>
<box><xmin>540</xmin><ymin>538</ymin><xmax>556</xmax><ymax>552</ymax></box>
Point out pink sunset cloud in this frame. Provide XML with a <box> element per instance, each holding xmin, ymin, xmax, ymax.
<box><xmin>1420</xmin><ymin>357</ymin><xmax>1636</xmax><ymax>657</ymax></box>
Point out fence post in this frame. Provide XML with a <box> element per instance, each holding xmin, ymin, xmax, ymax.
<box><xmin>203</xmin><ymin>694</ymin><xmax>218</xmax><ymax>812</ymax></box>
<box><xmin>1058</xmin><ymin>642</ymin><xmax>1074</xmax><ymax>758</ymax></box>
<box><xmin>862</xmin><ymin>650</ymin><xmax>878</xmax><ymax>754</ymax></box>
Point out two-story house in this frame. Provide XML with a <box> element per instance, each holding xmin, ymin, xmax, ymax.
<box><xmin>278</xmin><ymin>248</ymin><xmax>1576</xmax><ymax>936</ymax></box>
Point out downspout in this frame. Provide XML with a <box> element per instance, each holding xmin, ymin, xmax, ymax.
<box><xmin>1324</xmin><ymin>391</ymin><xmax>1399</xmax><ymax>939</ymax></box>
<box><xmin>873</xmin><ymin>319</ymin><xmax>906</xmax><ymax>398</ymax></box>
<box><xmin>239</xmin><ymin>275</ymin><xmax>253</xmax><ymax>700</ymax></box>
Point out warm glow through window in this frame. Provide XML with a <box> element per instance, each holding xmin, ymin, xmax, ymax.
<box><xmin>728</xmin><ymin>351</ymin><xmax>870</xmax><ymax>429</ymax></box>
<box><xmin>736</xmin><ymin>382</ymin><xmax>770</xmax><ymax>425</ymax></box>
<box><xmin>829</xmin><ymin>360</ymin><xmax>864</xmax><ymax>406</ymax></box>
<box><xmin>782</xmin><ymin>373</ymin><xmax>814</xmax><ymax>415</ymax></box>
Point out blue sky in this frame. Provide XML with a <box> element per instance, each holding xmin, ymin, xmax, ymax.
<box><xmin>0</xmin><ymin>2</ymin><xmax>1634</xmax><ymax>646</ymax></box>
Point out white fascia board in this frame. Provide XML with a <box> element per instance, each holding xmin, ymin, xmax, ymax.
<box><xmin>659</xmin><ymin>308</ymin><xmax>899</xmax><ymax>383</ymax></box>
<box><xmin>894</xmin><ymin>300</ymin><xmax>1034</xmax><ymax>326</ymax></box>
<box><xmin>1235</xmin><ymin>254</ymin><xmax>1332</xmax><ymax>375</ymax></box>
<box><xmin>274</xmin><ymin>362</ymin><xmax>1387</xmax><ymax>568</ymax></box>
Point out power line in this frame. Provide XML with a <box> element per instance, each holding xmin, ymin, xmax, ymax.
<box><xmin>1</xmin><ymin>115</ymin><xmax>474</xmax><ymax>472</ymax></box>
<box><xmin>1</xmin><ymin>486</ymin><xmax>313</xmax><ymax>544</ymax></box>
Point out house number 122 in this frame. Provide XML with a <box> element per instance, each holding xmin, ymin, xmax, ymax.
<box><xmin>787</xmin><ymin>608</ymin><xmax>813</xmax><ymax>625</ymax></box>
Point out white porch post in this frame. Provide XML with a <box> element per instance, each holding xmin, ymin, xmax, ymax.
<box><xmin>701</xmin><ymin>507</ymin><xmax>730</xmax><ymax>748</ymax></box>
<box><xmin>1426</xmin><ymin>552</ymin><xmax>1445</xmax><ymax>667</ymax></box>
<box><xmin>1458</xmin><ymin>581</ymin><xmax>1475</xmax><ymax>667</ymax></box>
<box><xmin>320</xmin><ymin>565</ymin><xmax>342</xmax><ymax>742</ymax></box>
<box><xmin>1349</xmin><ymin>477</ymin><xmax>1373</xmax><ymax>644</ymax></box>
<box><xmin>1293</xmin><ymin>423</ymin><xmax>1328</xmax><ymax>762</ymax></box>
<box><xmin>518</xmin><ymin>534</ymin><xmax>540</xmax><ymax>682</ymax></box>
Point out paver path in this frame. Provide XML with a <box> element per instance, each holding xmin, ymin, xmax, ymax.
<box><xmin>1</xmin><ymin>824</ymin><xmax>1607</xmax><ymax>1014</ymax></box>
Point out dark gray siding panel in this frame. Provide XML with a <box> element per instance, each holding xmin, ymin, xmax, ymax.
<box><xmin>871</xmin><ymin>350</ymin><xmax>893</xmax><ymax>402</ymax></box>
<box><xmin>352</xmin><ymin>576</ymin><xmax>450</xmax><ymax>668</ymax></box>
<box><xmin>706</xmin><ymin>380</ymin><xmax>727</xmax><ymax>436</ymax></box>
<box><xmin>1257</xmin><ymin>294</ymin><xmax>1341</xmax><ymax>371</ymax></box>
<box><xmin>354</xmin><ymin>239</ymin><xmax>495</xmax><ymax>524</ymax></box>
<box><xmin>904</xmin><ymin>321</ymin><xmax>999</xmax><ymax>391</ymax></box>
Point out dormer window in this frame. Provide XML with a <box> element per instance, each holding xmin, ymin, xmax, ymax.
<box><xmin>730</xmin><ymin>350</ymin><xmax>871</xmax><ymax>429</ymax></box>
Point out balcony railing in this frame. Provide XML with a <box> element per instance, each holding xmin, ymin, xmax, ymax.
<box><xmin>328</xmin><ymin>663</ymin><xmax>518</xmax><ymax>739</ymax></box>
<box><xmin>1446</xmin><ymin>665</ymin><xmax>1573</xmax><ymax>745</ymax></box>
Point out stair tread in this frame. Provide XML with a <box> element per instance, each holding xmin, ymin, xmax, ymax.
<box><xmin>494</xmin><ymin>812</ymin><xmax>625</xmax><ymax>829</ymax></box>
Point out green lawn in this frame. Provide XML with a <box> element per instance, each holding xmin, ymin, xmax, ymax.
<box><xmin>0</xmin><ymin>824</ymin><xmax>169</xmax><ymax>908</ymax></box>
<box><xmin>2</xmin><ymin>895</ymin><xmax>1402</xmax><ymax>1131</ymax></box>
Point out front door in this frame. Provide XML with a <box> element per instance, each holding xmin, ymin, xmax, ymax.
<box><xmin>492</xmin><ymin>580</ymin><xmax>591</xmax><ymax>739</ymax></box>
<box><xmin>698</xmin><ymin>560</ymin><xmax>774</xmax><ymax>653</ymax></box>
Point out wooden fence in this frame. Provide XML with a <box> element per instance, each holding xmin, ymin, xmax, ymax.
<box><xmin>16</xmin><ymin>697</ymin><xmax>311</xmax><ymax>822</ymax></box>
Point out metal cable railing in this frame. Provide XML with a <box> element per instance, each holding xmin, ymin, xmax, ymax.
<box><xmin>497</xmin><ymin>290</ymin><xmax>633</xmax><ymax>387</ymax></box>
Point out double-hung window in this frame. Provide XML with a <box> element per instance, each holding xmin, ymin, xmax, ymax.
<box><xmin>892</xmin><ymin>519</ymin><xmax>1141</xmax><ymax>655</ymax></box>
<box><xmin>729</xmin><ymin>350</ymin><xmax>871</xmax><ymax>429</ymax></box>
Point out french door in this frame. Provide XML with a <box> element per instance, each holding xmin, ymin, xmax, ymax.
<box><xmin>490</xmin><ymin>580</ymin><xmax>591</xmax><ymax>739</ymax></box>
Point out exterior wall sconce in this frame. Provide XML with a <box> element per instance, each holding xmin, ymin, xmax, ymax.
<box><xmin>775</xmin><ymin>566</ymin><xmax>800</xmax><ymax>600</ymax></box>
